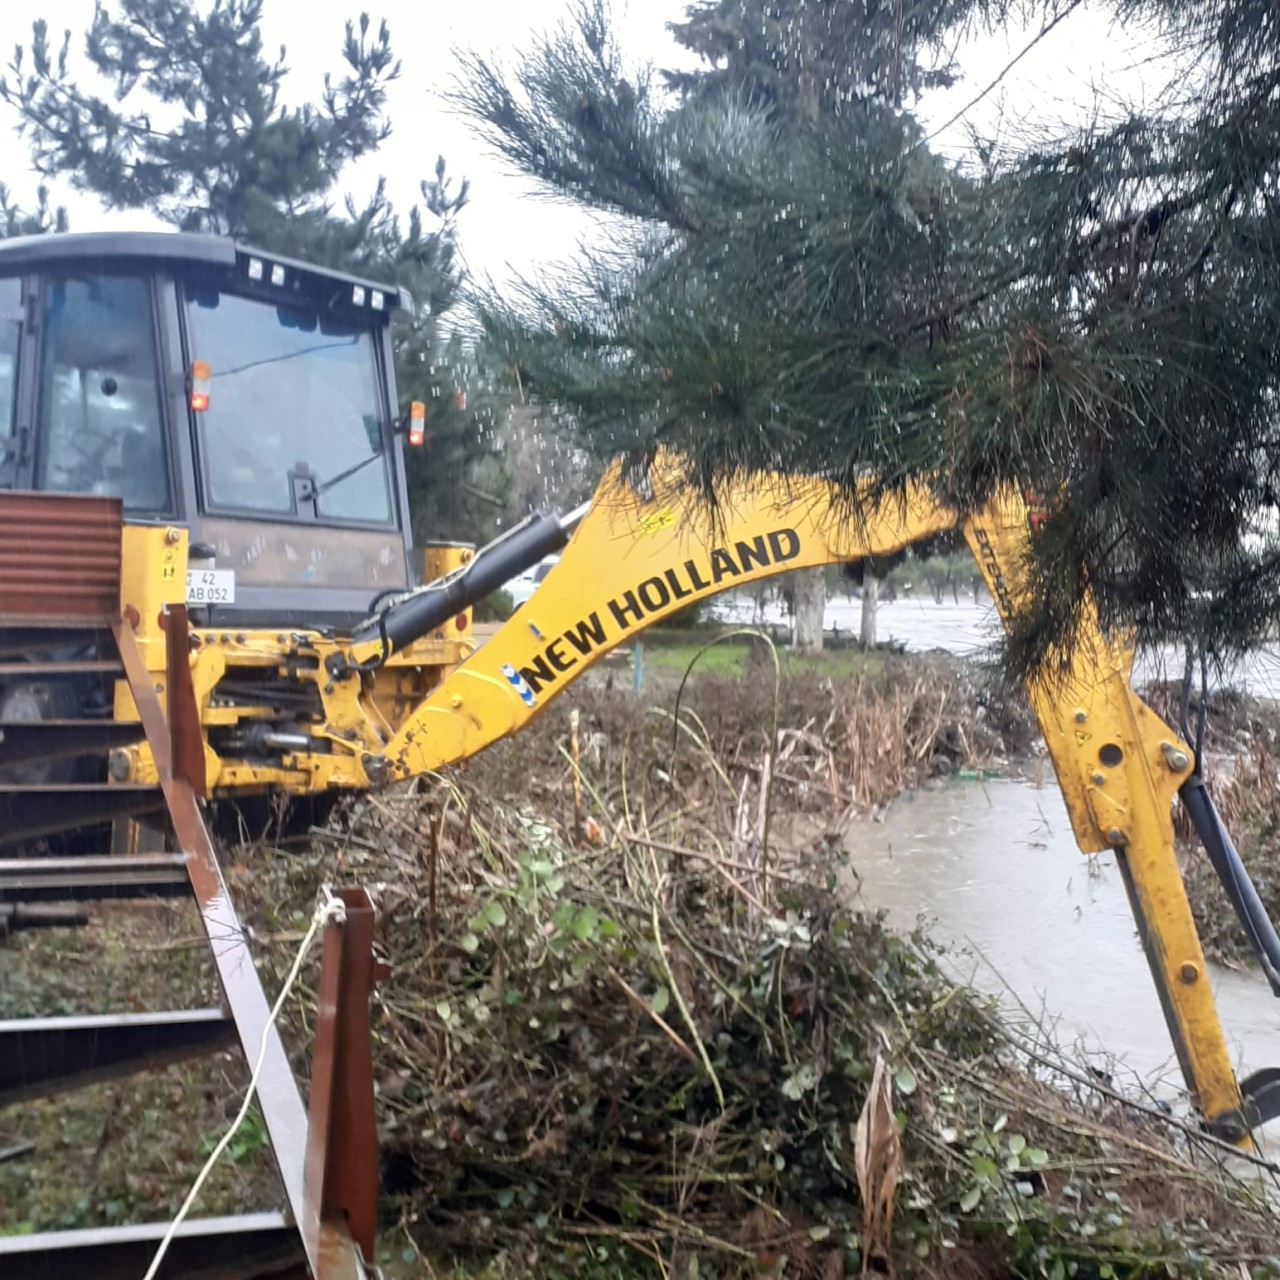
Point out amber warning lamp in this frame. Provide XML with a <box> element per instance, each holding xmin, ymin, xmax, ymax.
<box><xmin>190</xmin><ymin>360</ymin><xmax>211</xmax><ymax>412</ymax></box>
<box><xmin>407</xmin><ymin>400</ymin><xmax>426</xmax><ymax>447</ymax></box>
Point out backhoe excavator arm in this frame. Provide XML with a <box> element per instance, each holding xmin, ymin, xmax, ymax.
<box><xmin>357</xmin><ymin>453</ymin><xmax>1261</xmax><ymax>1143</ymax></box>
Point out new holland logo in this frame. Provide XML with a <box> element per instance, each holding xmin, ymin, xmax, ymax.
<box><xmin>512</xmin><ymin>526</ymin><xmax>802</xmax><ymax>698</ymax></box>
<box><xmin>501</xmin><ymin>663</ymin><xmax>537</xmax><ymax>708</ymax></box>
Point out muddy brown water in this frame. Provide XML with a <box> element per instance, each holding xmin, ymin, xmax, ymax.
<box><xmin>845</xmin><ymin>777</ymin><xmax>1280</xmax><ymax>1152</ymax></box>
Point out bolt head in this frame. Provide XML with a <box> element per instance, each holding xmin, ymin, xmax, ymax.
<box><xmin>1179</xmin><ymin>961</ymin><xmax>1200</xmax><ymax>984</ymax></box>
<box><xmin>1107</xmin><ymin>827</ymin><xmax>1124</xmax><ymax>844</ymax></box>
<box><xmin>1092</xmin><ymin>773</ymin><xmax>1105</xmax><ymax>785</ymax></box>
<box><xmin>1074</xmin><ymin>710</ymin><xmax>1087</xmax><ymax>723</ymax></box>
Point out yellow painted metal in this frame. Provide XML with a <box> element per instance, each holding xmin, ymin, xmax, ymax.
<box><xmin>112</xmin><ymin>525</ymin><xmax>189</xmax><ymax>783</ymax></box>
<box><xmin>371</xmin><ymin>453</ymin><xmax>1245</xmax><ymax>1140</ymax></box>
<box><xmin>965</xmin><ymin>494</ymin><xmax>1244</xmax><ymax>1135</ymax></box>
<box><xmin>422</xmin><ymin>542</ymin><xmax>474</xmax><ymax>582</ymax></box>
<box><xmin>381</xmin><ymin>456</ymin><xmax>959</xmax><ymax>776</ymax></box>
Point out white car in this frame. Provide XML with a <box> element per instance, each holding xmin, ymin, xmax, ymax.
<box><xmin>506</xmin><ymin>555</ymin><xmax>559</xmax><ymax>607</ymax></box>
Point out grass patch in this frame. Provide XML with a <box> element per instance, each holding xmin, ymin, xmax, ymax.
<box><xmin>634</xmin><ymin>634</ymin><xmax>896</xmax><ymax>682</ymax></box>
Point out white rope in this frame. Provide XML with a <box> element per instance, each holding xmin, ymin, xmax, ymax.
<box><xmin>142</xmin><ymin>891</ymin><xmax>347</xmax><ymax>1280</ymax></box>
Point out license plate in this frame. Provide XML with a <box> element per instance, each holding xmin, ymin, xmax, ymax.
<box><xmin>186</xmin><ymin>569</ymin><xmax>236</xmax><ymax>605</ymax></box>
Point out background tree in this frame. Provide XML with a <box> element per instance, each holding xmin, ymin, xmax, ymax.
<box><xmin>0</xmin><ymin>0</ymin><xmax>509</xmax><ymax>544</ymax></box>
<box><xmin>661</xmin><ymin>0</ymin><xmax>971</xmax><ymax>650</ymax></box>
<box><xmin>456</xmin><ymin>0</ymin><xmax>1280</xmax><ymax>681</ymax></box>
<box><xmin>457</xmin><ymin>0</ymin><xmax>976</xmax><ymax>652</ymax></box>
<box><xmin>0</xmin><ymin>184</ymin><xmax>66</xmax><ymax>238</ymax></box>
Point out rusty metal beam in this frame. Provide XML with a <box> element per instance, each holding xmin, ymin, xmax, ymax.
<box><xmin>0</xmin><ymin>854</ymin><xmax>190</xmax><ymax>902</ymax></box>
<box><xmin>0</xmin><ymin>658</ymin><xmax>121</xmax><ymax>676</ymax></box>
<box><xmin>0</xmin><ymin>1211</ymin><xmax>305</xmax><ymax>1279</ymax></box>
<box><xmin>113</xmin><ymin>618</ymin><xmax>369</xmax><ymax>1280</ymax></box>
<box><xmin>0</xmin><ymin>1009</ymin><xmax>235</xmax><ymax>1105</ymax></box>
<box><xmin>302</xmin><ymin>888</ymin><xmax>383</xmax><ymax>1266</ymax></box>
<box><xmin>164</xmin><ymin>603</ymin><xmax>207</xmax><ymax>797</ymax></box>
<box><xmin>0</xmin><ymin>902</ymin><xmax>90</xmax><ymax>933</ymax></box>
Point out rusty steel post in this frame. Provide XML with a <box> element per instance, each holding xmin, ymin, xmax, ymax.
<box><xmin>163</xmin><ymin>604</ymin><xmax>207</xmax><ymax>797</ymax></box>
<box><xmin>302</xmin><ymin>888</ymin><xmax>384</xmax><ymax>1269</ymax></box>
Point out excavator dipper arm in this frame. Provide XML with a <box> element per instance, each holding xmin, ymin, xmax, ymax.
<box><xmin>368</xmin><ymin>454</ymin><xmax>1253</xmax><ymax>1142</ymax></box>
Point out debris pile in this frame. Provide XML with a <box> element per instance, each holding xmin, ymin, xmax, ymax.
<box><xmin>244</xmin><ymin>677</ymin><xmax>1278</xmax><ymax>1277</ymax></box>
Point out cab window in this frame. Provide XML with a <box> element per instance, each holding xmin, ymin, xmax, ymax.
<box><xmin>0</xmin><ymin>277</ymin><xmax>19</xmax><ymax>470</ymax></box>
<box><xmin>35</xmin><ymin>274</ymin><xmax>168</xmax><ymax>511</ymax></box>
<box><xmin>184</xmin><ymin>285</ymin><xmax>392</xmax><ymax>524</ymax></box>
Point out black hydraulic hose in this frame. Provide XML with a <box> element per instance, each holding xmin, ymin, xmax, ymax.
<box><xmin>335</xmin><ymin>504</ymin><xmax>589</xmax><ymax>673</ymax></box>
<box><xmin>1179</xmin><ymin>772</ymin><xmax>1280</xmax><ymax>995</ymax></box>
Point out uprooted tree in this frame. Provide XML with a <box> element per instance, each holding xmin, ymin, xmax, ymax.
<box><xmin>0</xmin><ymin>0</ymin><xmax>511</xmax><ymax>544</ymax></box>
<box><xmin>455</xmin><ymin>0</ymin><xmax>1280</xmax><ymax>679</ymax></box>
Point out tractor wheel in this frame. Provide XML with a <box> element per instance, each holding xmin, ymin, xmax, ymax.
<box><xmin>0</xmin><ymin>679</ymin><xmax>80</xmax><ymax>786</ymax></box>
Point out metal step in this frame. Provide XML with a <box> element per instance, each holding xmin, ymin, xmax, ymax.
<box><xmin>0</xmin><ymin>783</ymin><xmax>165</xmax><ymax>846</ymax></box>
<box><xmin>0</xmin><ymin>625</ymin><xmax>113</xmax><ymax>662</ymax></box>
<box><xmin>0</xmin><ymin>1008</ymin><xmax>236</xmax><ymax>1105</ymax></box>
<box><xmin>0</xmin><ymin>902</ymin><xmax>90</xmax><ymax>932</ymax></box>
<box><xmin>0</xmin><ymin>1211</ymin><xmax>303</xmax><ymax>1280</ymax></box>
<box><xmin>0</xmin><ymin>854</ymin><xmax>189</xmax><ymax>903</ymax></box>
<box><xmin>0</xmin><ymin>719</ymin><xmax>144</xmax><ymax>767</ymax></box>
<box><xmin>0</xmin><ymin>659</ymin><xmax>122</xmax><ymax>677</ymax></box>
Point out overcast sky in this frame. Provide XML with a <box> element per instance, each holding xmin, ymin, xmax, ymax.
<box><xmin>0</xmin><ymin>0</ymin><xmax>1176</xmax><ymax>290</ymax></box>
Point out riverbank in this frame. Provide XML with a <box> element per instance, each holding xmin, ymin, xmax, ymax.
<box><xmin>265</xmin><ymin>663</ymin><xmax>1278</xmax><ymax>1277</ymax></box>
<box><xmin>3</xmin><ymin>652</ymin><xmax>1278</xmax><ymax>1277</ymax></box>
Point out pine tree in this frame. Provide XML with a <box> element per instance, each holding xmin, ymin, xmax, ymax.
<box><xmin>456</xmin><ymin>0</ymin><xmax>1280</xmax><ymax>678</ymax></box>
<box><xmin>663</xmin><ymin>0</ymin><xmax>971</xmax><ymax>650</ymax></box>
<box><xmin>0</xmin><ymin>184</ymin><xmax>66</xmax><ymax>238</ymax></box>
<box><xmin>0</xmin><ymin>0</ymin><xmax>509</xmax><ymax>544</ymax></box>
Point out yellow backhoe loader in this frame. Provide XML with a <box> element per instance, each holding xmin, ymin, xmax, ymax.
<box><xmin>1</xmin><ymin>232</ymin><xmax>1277</xmax><ymax>1278</ymax></box>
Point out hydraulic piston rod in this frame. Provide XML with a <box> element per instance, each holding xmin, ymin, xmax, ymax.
<box><xmin>332</xmin><ymin>504</ymin><xmax>590</xmax><ymax>674</ymax></box>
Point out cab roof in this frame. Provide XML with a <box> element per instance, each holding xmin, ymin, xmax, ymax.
<box><xmin>0</xmin><ymin>230</ymin><xmax>412</xmax><ymax>315</ymax></box>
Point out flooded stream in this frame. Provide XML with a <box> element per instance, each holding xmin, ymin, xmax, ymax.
<box><xmin>712</xmin><ymin>586</ymin><xmax>1280</xmax><ymax>1145</ymax></box>
<box><xmin>845</xmin><ymin>778</ymin><xmax>1280</xmax><ymax>1146</ymax></box>
<box><xmin>712</xmin><ymin>591</ymin><xmax>1280</xmax><ymax>699</ymax></box>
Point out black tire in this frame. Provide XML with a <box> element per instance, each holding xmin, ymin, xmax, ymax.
<box><xmin>0</xmin><ymin>678</ymin><xmax>81</xmax><ymax>786</ymax></box>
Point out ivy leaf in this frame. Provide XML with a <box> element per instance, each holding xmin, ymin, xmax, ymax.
<box><xmin>782</xmin><ymin>1063</ymin><xmax>817</xmax><ymax>1100</ymax></box>
<box><xmin>651</xmin><ymin>984</ymin><xmax>670</xmax><ymax>1016</ymax></box>
<box><xmin>894</xmin><ymin>1065</ymin><xmax>917</xmax><ymax>1096</ymax></box>
<box><xmin>960</xmin><ymin>1186</ymin><xmax>982</xmax><ymax>1212</ymax></box>
<box><xmin>571</xmin><ymin>905</ymin><xmax>599</xmax><ymax>940</ymax></box>
<box><xmin>485</xmin><ymin>900</ymin><xmax>508</xmax><ymax>927</ymax></box>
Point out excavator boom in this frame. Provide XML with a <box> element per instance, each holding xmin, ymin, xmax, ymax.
<box><xmin>361</xmin><ymin>452</ymin><xmax>1269</xmax><ymax>1143</ymax></box>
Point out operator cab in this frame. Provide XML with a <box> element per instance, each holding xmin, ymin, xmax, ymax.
<box><xmin>0</xmin><ymin>232</ymin><xmax>417</xmax><ymax>627</ymax></box>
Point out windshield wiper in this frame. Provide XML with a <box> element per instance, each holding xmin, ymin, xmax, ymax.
<box><xmin>313</xmin><ymin>448</ymin><xmax>384</xmax><ymax>498</ymax></box>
